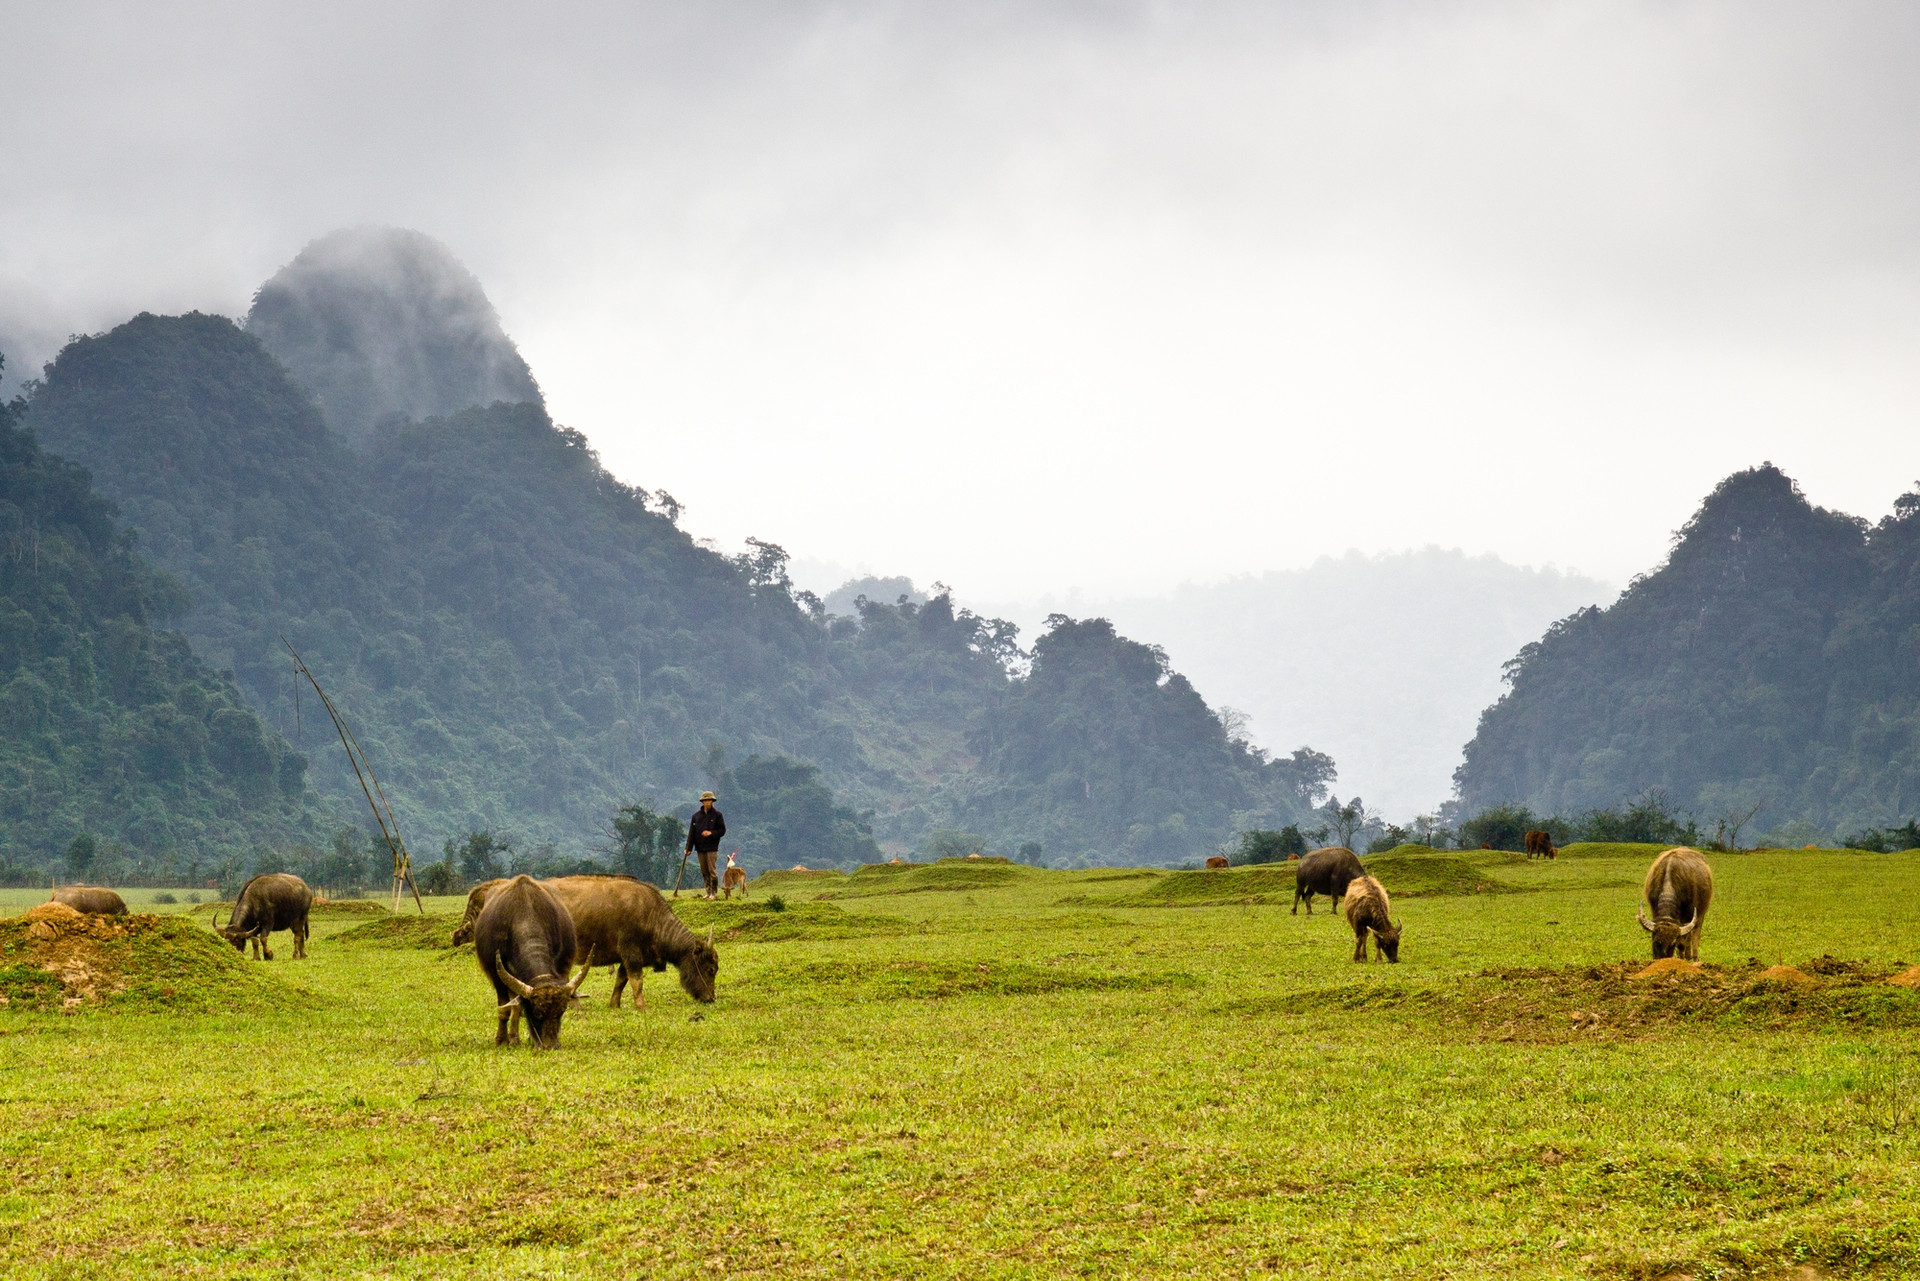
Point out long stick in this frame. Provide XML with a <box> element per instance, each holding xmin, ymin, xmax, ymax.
<box><xmin>282</xmin><ymin>638</ymin><xmax>424</xmax><ymax>914</ymax></box>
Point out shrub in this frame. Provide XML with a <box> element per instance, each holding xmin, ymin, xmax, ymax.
<box><xmin>766</xmin><ymin>894</ymin><xmax>788</xmax><ymax>912</ymax></box>
<box><xmin>152</xmin><ymin>891</ymin><xmax>178</xmax><ymax>904</ymax></box>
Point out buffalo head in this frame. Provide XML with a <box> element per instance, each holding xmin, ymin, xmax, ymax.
<box><xmin>1374</xmin><ymin>920</ymin><xmax>1403</xmax><ymax>963</ymax></box>
<box><xmin>1637</xmin><ymin>910</ymin><xmax>1699</xmax><ymax>959</ymax></box>
<box><xmin>679</xmin><ymin>925</ymin><xmax>720</xmax><ymax>1003</ymax></box>
<box><xmin>495</xmin><ymin>953</ymin><xmax>591</xmax><ymax>1049</ymax></box>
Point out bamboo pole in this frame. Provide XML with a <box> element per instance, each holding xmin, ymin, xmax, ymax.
<box><xmin>282</xmin><ymin>638</ymin><xmax>424</xmax><ymax>914</ymax></box>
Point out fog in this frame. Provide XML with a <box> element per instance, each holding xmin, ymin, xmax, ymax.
<box><xmin>5</xmin><ymin>3</ymin><xmax>1918</xmax><ymax>596</ymax></box>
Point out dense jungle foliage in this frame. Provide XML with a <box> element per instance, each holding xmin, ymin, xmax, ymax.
<box><xmin>21</xmin><ymin>314</ymin><xmax>1330</xmax><ymax>872</ymax></box>
<box><xmin>0</xmin><ymin>357</ymin><xmax>320</xmax><ymax>880</ymax></box>
<box><xmin>1456</xmin><ymin>463</ymin><xmax>1920</xmax><ymax>839</ymax></box>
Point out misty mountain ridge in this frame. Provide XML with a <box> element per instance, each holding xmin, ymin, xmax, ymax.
<box><xmin>1458</xmin><ymin>463</ymin><xmax>1920</xmax><ymax>839</ymax></box>
<box><xmin>245</xmin><ymin>226</ymin><xmax>541</xmax><ymax>447</ymax></box>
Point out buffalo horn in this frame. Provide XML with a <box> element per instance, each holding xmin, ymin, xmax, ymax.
<box><xmin>1635</xmin><ymin>911</ymin><xmax>1655</xmax><ymax>934</ymax></box>
<box><xmin>567</xmin><ymin>963</ymin><xmax>591</xmax><ymax>995</ymax></box>
<box><xmin>708</xmin><ymin>924</ymin><xmax>715</xmax><ymax>947</ymax></box>
<box><xmin>496</xmin><ymin>996</ymin><xmax>522</xmax><ymax>1014</ymax></box>
<box><xmin>1678</xmin><ymin>915</ymin><xmax>1700</xmax><ymax>936</ymax></box>
<box><xmin>494</xmin><ymin>953</ymin><xmax>534</xmax><ymax>998</ymax></box>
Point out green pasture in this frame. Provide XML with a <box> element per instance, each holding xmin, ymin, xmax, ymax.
<box><xmin>3</xmin><ymin>848</ymin><xmax>1919</xmax><ymax>1278</ymax></box>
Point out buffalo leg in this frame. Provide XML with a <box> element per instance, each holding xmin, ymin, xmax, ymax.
<box><xmin>495</xmin><ymin>1010</ymin><xmax>512</xmax><ymax>1046</ymax></box>
<box><xmin>1352</xmin><ymin>928</ymin><xmax>1368</xmax><ymax>963</ymax></box>
<box><xmin>293</xmin><ymin>922</ymin><xmax>308</xmax><ymax>959</ymax></box>
<box><xmin>609</xmin><ymin>963</ymin><xmax>628</xmax><ymax>1010</ymax></box>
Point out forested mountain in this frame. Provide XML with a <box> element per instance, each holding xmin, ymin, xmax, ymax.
<box><xmin>23</xmin><ymin>305</ymin><xmax>1326</xmax><ymax>868</ymax></box>
<box><xmin>245</xmin><ymin>227</ymin><xmax>542</xmax><ymax>447</ymax></box>
<box><xmin>1456</xmin><ymin>464</ymin><xmax>1920</xmax><ymax>836</ymax></box>
<box><xmin>0</xmin><ymin>357</ymin><xmax>319</xmax><ymax>880</ymax></box>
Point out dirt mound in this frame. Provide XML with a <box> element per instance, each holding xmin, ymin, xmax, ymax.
<box><xmin>1887</xmin><ymin>966</ymin><xmax>1920</xmax><ymax>989</ymax></box>
<box><xmin>1758</xmin><ymin>965</ymin><xmax>1817</xmax><ymax>984</ymax></box>
<box><xmin>333</xmin><ymin>914</ymin><xmax>461</xmax><ymax>950</ymax></box>
<box><xmin>0</xmin><ymin>908</ymin><xmax>295</xmax><ymax>1013</ymax></box>
<box><xmin>1633</xmin><ymin>958</ymin><xmax>1706</xmax><ymax>979</ymax></box>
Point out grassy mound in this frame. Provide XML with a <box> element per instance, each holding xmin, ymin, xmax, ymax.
<box><xmin>0</xmin><ymin>904</ymin><xmax>297</xmax><ymax>1013</ymax></box>
<box><xmin>1362</xmin><ymin>852</ymin><xmax>1512</xmax><ymax>897</ymax></box>
<box><xmin>670</xmin><ymin>899</ymin><xmax>915</xmax><ymax>942</ymax></box>
<box><xmin>332</xmin><ymin>914</ymin><xmax>461</xmax><ymax>950</ymax></box>
<box><xmin>1105</xmin><ymin>866</ymin><xmax>1296</xmax><ymax>907</ymax></box>
<box><xmin>1554</xmin><ymin>842</ymin><xmax>1677</xmax><ymax>860</ymax></box>
<box><xmin>310</xmin><ymin>899</ymin><xmax>390</xmax><ymax>917</ymax></box>
<box><xmin>822</xmin><ymin>859</ymin><xmax>1026</xmax><ymax>899</ymax></box>
<box><xmin>752</xmin><ymin>868</ymin><xmax>849</xmax><ymax>889</ymax></box>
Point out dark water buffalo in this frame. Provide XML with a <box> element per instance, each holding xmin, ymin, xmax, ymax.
<box><xmin>51</xmin><ymin>886</ymin><xmax>128</xmax><ymax>915</ymax></box>
<box><xmin>476</xmin><ymin>875</ymin><xmax>586</xmax><ymax>1048</ymax></box>
<box><xmin>1524</xmin><ymin>830</ymin><xmax>1557</xmax><ymax>859</ymax></box>
<box><xmin>449</xmin><ymin>877</ymin><xmax>508</xmax><ymax>946</ymax></box>
<box><xmin>542</xmin><ymin>874</ymin><xmax>718</xmax><ymax>1007</ymax></box>
<box><xmin>1293</xmin><ymin>847</ymin><xmax>1365</xmax><ymax>915</ymax></box>
<box><xmin>1638</xmin><ymin>847</ymin><xmax>1713</xmax><ymax>960</ymax></box>
<box><xmin>1344</xmin><ymin>874</ymin><xmax>1402</xmax><ymax>962</ymax></box>
<box><xmin>214</xmin><ymin>873</ymin><xmax>313</xmax><ymax>959</ymax></box>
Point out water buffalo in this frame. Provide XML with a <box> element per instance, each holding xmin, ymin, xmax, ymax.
<box><xmin>1637</xmin><ymin>847</ymin><xmax>1713</xmax><ymax>960</ymax></box>
<box><xmin>1524</xmin><ymin>830</ymin><xmax>1557</xmax><ymax>859</ymax></box>
<box><xmin>1204</xmin><ymin>856</ymin><xmax>1230</xmax><ymax>870</ymax></box>
<box><xmin>1344</xmin><ymin>874</ymin><xmax>1402</xmax><ymax>962</ymax></box>
<box><xmin>541</xmin><ymin>874</ymin><xmax>718</xmax><ymax>1007</ymax></box>
<box><xmin>476</xmin><ymin>875</ymin><xmax>587</xmax><ymax>1048</ymax></box>
<box><xmin>214</xmin><ymin>872</ymin><xmax>313</xmax><ymax>959</ymax></box>
<box><xmin>449</xmin><ymin>877</ymin><xmax>508</xmax><ymax>946</ymax></box>
<box><xmin>1293</xmin><ymin>847</ymin><xmax>1365</xmax><ymax>915</ymax></box>
<box><xmin>50</xmin><ymin>886</ymin><xmax>128</xmax><ymax>915</ymax></box>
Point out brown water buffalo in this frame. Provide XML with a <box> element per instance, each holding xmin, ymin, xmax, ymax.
<box><xmin>449</xmin><ymin>877</ymin><xmax>508</xmax><ymax>946</ymax></box>
<box><xmin>50</xmin><ymin>886</ymin><xmax>128</xmax><ymax>915</ymax></box>
<box><xmin>1204</xmin><ymin>856</ymin><xmax>1230</xmax><ymax>870</ymax></box>
<box><xmin>1344</xmin><ymin>874</ymin><xmax>1402</xmax><ymax>962</ymax></box>
<box><xmin>1293</xmin><ymin>847</ymin><xmax>1365</xmax><ymax>915</ymax></box>
<box><xmin>1524</xmin><ymin>830</ymin><xmax>1557</xmax><ymax>859</ymax></box>
<box><xmin>1638</xmin><ymin>847</ymin><xmax>1713</xmax><ymax>960</ymax></box>
<box><xmin>214</xmin><ymin>872</ymin><xmax>313</xmax><ymax>959</ymax></box>
<box><xmin>475</xmin><ymin>875</ymin><xmax>587</xmax><ymax>1048</ymax></box>
<box><xmin>541</xmin><ymin>874</ymin><xmax>718</xmax><ymax>1008</ymax></box>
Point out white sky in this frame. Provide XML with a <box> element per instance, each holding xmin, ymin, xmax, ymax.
<box><xmin>5</xmin><ymin>1</ymin><xmax>1920</xmax><ymax>601</ymax></box>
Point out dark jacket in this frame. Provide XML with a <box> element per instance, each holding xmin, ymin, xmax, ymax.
<box><xmin>686</xmin><ymin>805</ymin><xmax>726</xmax><ymax>853</ymax></box>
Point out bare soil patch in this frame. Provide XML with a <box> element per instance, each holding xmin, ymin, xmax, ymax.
<box><xmin>0</xmin><ymin>903</ymin><xmax>295</xmax><ymax>1013</ymax></box>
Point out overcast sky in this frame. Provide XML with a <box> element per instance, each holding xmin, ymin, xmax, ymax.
<box><xmin>5</xmin><ymin>1</ymin><xmax>1920</xmax><ymax>603</ymax></box>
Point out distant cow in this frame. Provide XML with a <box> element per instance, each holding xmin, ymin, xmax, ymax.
<box><xmin>449</xmin><ymin>877</ymin><xmax>509</xmax><ymax>946</ymax></box>
<box><xmin>1205</xmin><ymin>856</ymin><xmax>1230</xmax><ymax>870</ymax></box>
<box><xmin>541</xmin><ymin>874</ymin><xmax>719</xmax><ymax>1008</ymax></box>
<box><xmin>50</xmin><ymin>886</ymin><xmax>127</xmax><ymax>915</ymax></box>
<box><xmin>721</xmin><ymin>852</ymin><xmax>748</xmax><ymax>899</ymax></box>
<box><xmin>1344</xmin><ymin>875</ymin><xmax>1401</xmax><ymax>962</ymax></box>
<box><xmin>1637</xmin><ymin>847</ymin><xmax>1713</xmax><ymax>961</ymax></box>
<box><xmin>476</xmin><ymin>875</ymin><xmax>587</xmax><ymax>1049</ymax></box>
<box><xmin>214</xmin><ymin>873</ymin><xmax>313</xmax><ymax>960</ymax></box>
<box><xmin>1293</xmin><ymin>847</ymin><xmax>1365</xmax><ymax>915</ymax></box>
<box><xmin>1524</xmin><ymin>830</ymin><xmax>1557</xmax><ymax>859</ymax></box>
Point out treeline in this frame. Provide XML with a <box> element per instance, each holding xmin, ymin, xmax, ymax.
<box><xmin>1457</xmin><ymin>465</ymin><xmax>1920</xmax><ymax>838</ymax></box>
<box><xmin>13</xmin><ymin>312</ymin><xmax>1332</xmax><ymax>874</ymax></box>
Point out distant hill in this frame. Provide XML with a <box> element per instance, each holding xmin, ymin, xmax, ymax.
<box><xmin>245</xmin><ymin>227</ymin><xmax>541</xmax><ymax>446</ymax></box>
<box><xmin>1086</xmin><ymin>549</ymin><xmax>1612</xmax><ymax>816</ymax></box>
<box><xmin>0</xmin><ymin>357</ymin><xmax>319</xmax><ymax>878</ymax></box>
<box><xmin>22</xmin><ymin>299</ymin><xmax>1329</xmax><ymax>866</ymax></box>
<box><xmin>1456</xmin><ymin>464</ymin><xmax>1920</xmax><ymax>836</ymax></box>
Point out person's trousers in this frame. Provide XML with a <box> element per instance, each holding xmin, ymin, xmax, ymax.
<box><xmin>699</xmin><ymin>849</ymin><xmax>719</xmax><ymax>896</ymax></box>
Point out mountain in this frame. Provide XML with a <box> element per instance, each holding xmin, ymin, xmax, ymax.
<box><xmin>23</xmin><ymin>291</ymin><xmax>1328</xmax><ymax>866</ymax></box>
<box><xmin>0</xmin><ymin>356</ymin><xmax>318</xmax><ymax>881</ymax></box>
<box><xmin>1455</xmin><ymin>464</ymin><xmax>1908</xmax><ymax>835</ymax></box>
<box><xmin>1083</xmin><ymin>549</ymin><xmax>1612</xmax><ymax>817</ymax></box>
<box><xmin>245</xmin><ymin>227</ymin><xmax>541</xmax><ymax>446</ymax></box>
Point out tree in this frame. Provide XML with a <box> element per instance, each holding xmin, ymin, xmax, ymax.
<box><xmin>1232</xmin><ymin>827</ymin><xmax>1308</xmax><ymax>864</ymax></box>
<box><xmin>1320</xmin><ymin>797</ymin><xmax>1367</xmax><ymax>852</ymax></box>
<box><xmin>606</xmin><ymin>800</ymin><xmax>683</xmax><ymax>886</ymax></box>
<box><xmin>1458</xmin><ymin>803</ymin><xmax>1540</xmax><ymax>852</ymax></box>
<box><xmin>66</xmin><ymin>834</ymin><xmax>97</xmax><ymax>878</ymax></box>
<box><xmin>453</xmin><ymin>830</ymin><xmax>511</xmax><ymax>882</ymax></box>
<box><xmin>1017</xmin><ymin>841</ymin><xmax>1044</xmax><ymax>866</ymax></box>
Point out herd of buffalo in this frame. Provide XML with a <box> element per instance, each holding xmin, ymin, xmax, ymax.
<box><xmin>41</xmin><ymin>843</ymin><xmax>1719</xmax><ymax>1048</ymax></box>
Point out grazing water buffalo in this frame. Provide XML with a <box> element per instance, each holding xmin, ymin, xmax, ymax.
<box><xmin>476</xmin><ymin>875</ymin><xmax>587</xmax><ymax>1048</ymax></box>
<box><xmin>1638</xmin><ymin>847</ymin><xmax>1713</xmax><ymax>960</ymax></box>
<box><xmin>541</xmin><ymin>874</ymin><xmax>719</xmax><ymax>1007</ymax></box>
<box><xmin>1344</xmin><ymin>875</ymin><xmax>1401</xmax><ymax>962</ymax></box>
<box><xmin>214</xmin><ymin>873</ymin><xmax>313</xmax><ymax>959</ymax></box>
<box><xmin>1293</xmin><ymin>847</ymin><xmax>1365</xmax><ymax>915</ymax></box>
<box><xmin>1524</xmin><ymin>830</ymin><xmax>1557</xmax><ymax>859</ymax></box>
<box><xmin>50</xmin><ymin>886</ymin><xmax>128</xmax><ymax>915</ymax></box>
<box><xmin>449</xmin><ymin>877</ymin><xmax>508</xmax><ymax>946</ymax></box>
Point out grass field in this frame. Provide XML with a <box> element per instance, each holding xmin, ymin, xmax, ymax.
<box><xmin>3</xmin><ymin>846</ymin><xmax>1919</xmax><ymax>1278</ymax></box>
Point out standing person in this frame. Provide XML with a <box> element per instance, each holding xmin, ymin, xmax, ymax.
<box><xmin>686</xmin><ymin>790</ymin><xmax>726</xmax><ymax>900</ymax></box>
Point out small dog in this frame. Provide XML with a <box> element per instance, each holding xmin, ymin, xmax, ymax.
<box><xmin>721</xmin><ymin>851</ymin><xmax>748</xmax><ymax>900</ymax></box>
